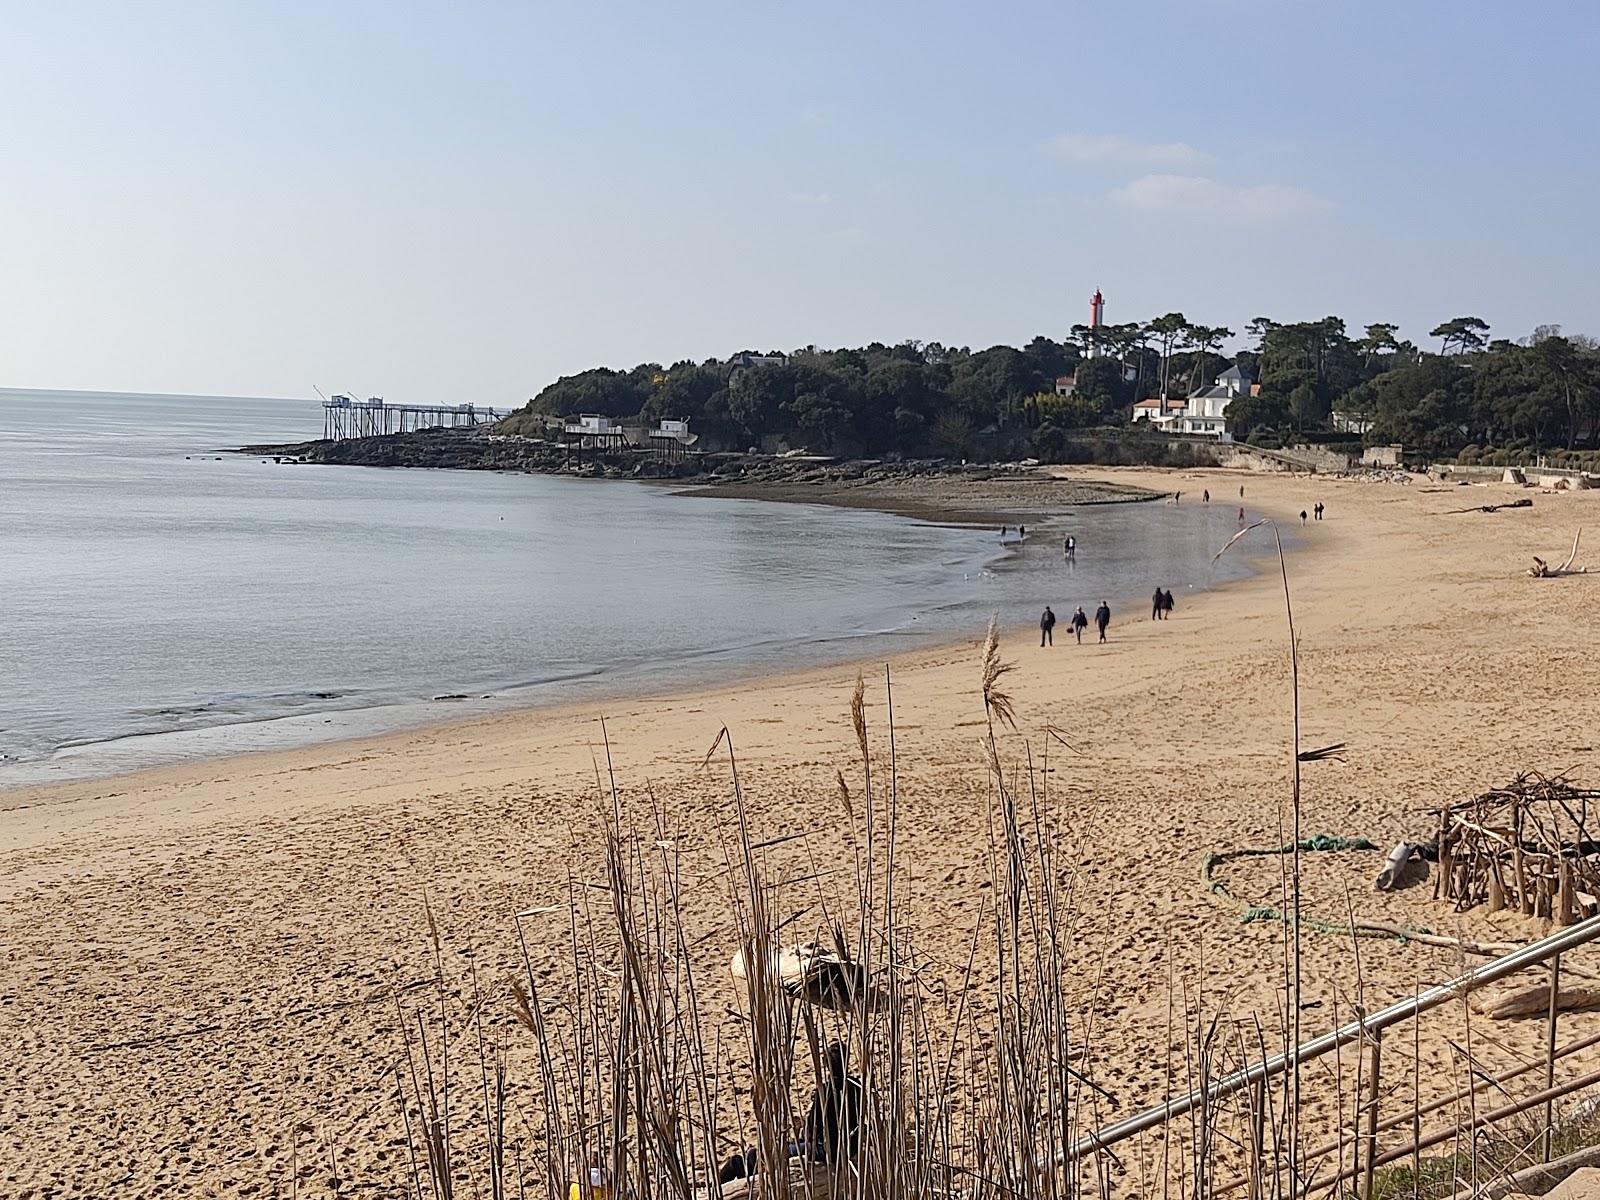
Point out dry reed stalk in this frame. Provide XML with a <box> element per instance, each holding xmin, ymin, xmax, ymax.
<box><xmin>1215</xmin><ymin>518</ymin><xmax>1309</xmax><ymax>1197</ymax></box>
<box><xmin>358</xmin><ymin>596</ymin><xmax>1592</xmax><ymax>1200</ymax></box>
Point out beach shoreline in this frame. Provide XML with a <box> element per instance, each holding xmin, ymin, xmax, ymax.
<box><xmin>10</xmin><ymin>466</ymin><xmax>1600</xmax><ymax>1197</ymax></box>
<box><xmin>0</xmin><ymin>461</ymin><xmax>1168</xmax><ymax>793</ymax></box>
<box><xmin>0</xmin><ymin>466</ymin><xmax>1271</xmax><ymax>826</ymax></box>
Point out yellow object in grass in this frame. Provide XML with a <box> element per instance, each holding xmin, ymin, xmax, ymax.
<box><xmin>570</xmin><ymin>1167</ymin><xmax>611</xmax><ymax>1200</ymax></box>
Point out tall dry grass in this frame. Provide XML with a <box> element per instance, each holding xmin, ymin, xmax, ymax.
<box><xmin>366</xmin><ymin>600</ymin><xmax>1600</xmax><ymax>1200</ymax></box>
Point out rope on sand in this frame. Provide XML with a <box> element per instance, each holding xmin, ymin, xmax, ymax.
<box><xmin>1203</xmin><ymin>834</ymin><xmax>1522</xmax><ymax>956</ymax></box>
<box><xmin>1203</xmin><ymin>832</ymin><xmax>1392</xmax><ymax>938</ymax></box>
<box><xmin>1202</xmin><ymin>833</ymin><xmax>1378</xmax><ymax>902</ymax></box>
<box><xmin>1239</xmin><ymin>905</ymin><xmax>1407</xmax><ymax>941</ymax></box>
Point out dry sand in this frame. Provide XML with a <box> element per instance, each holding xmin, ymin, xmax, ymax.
<box><xmin>4</xmin><ymin>467</ymin><xmax>1599</xmax><ymax>1197</ymax></box>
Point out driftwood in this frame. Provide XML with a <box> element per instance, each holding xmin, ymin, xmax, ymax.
<box><xmin>1479</xmin><ymin>1148</ymin><xmax>1600</xmax><ymax>1198</ymax></box>
<box><xmin>1446</xmin><ymin>497</ymin><xmax>1534</xmax><ymax>514</ymax></box>
<box><xmin>1376</xmin><ymin>840</ymin><xmax>1436</xmax><ymax>891</ymax></box>
<box><xmin>1471</xmin><ymin>981</ymin><xmax>1600</xmax><ymax>1020</ymax></box>
<box><xmin>1531</xmin><ymin>528</ymin><xmax>1587</xmax><ymax>577</ymax></box>
<box><xmin>1349</xmin><ymin>920</ymin><xmax>1519</xmax><ymax>957</ymax></box>
<box><xmin>1436</xmin><ymin>774</ymin><xmax>1600</xmax><ymax>921</ymax></box>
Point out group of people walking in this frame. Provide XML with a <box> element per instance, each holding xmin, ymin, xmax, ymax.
<box><xmin>1034</xmin><ymin>478</ymin><xmax>1329</xmax><ymax>654</ymax></box>
<box><xmin>1039</xmin><ymin>586</ymin><xmax>1177</xmax><ymax>648</ymax></box>
<box><xmin>1039</xmin><ymin>601</ymin><xmax>1110</xmax><ymax>646</ymax></box>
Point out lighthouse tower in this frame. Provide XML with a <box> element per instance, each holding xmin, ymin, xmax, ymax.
<box><xmin>1087</xmin><ymin>288</ymin><xmax>1105</xmax><ymax>357</ymax></box>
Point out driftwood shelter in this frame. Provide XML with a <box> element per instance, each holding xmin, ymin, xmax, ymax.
<box><xmin>1436</xmin><ymin>774</ymin><xmax>1600</xmax><ymax>924</ymax></box>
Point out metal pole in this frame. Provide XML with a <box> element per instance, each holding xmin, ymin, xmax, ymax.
<box><xmin>1063</xmin><ymin>914</ymin><xmax>1600</xmax><ymax>1162</ymax></box>
<box><xmin>1545</xmin><ymin>953</ymin><xmax>1562</xmax><ymax>1162</ymax></box>
<box><xmin>1360</xmin><ymin>1030</ymin><xmax>1382</xmax><ymax>1200</ymax></box>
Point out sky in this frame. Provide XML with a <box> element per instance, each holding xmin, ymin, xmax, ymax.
<box><xmin>1</xmin><ymin>0</ymin><xmax>1596</xmax><ymax>402</ymax></box>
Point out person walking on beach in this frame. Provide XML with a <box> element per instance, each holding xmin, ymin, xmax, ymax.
<box><xmin>1238</xmin><ymin>506</ymin><xmax>1245</xmax><ymax>522</ymax></box>
<box><xmin>1151</xmin><ymin>587</ymin><xmax>1164</xmax><ymax>621</ymax></box>
<box><xmin>1071</xmin><ymin>606</ymin><xmax>1088</xmax><ymax>643</ymax></box>
<box><xmin>1162</xmin><ymin>588</ymin><xmax>1176</xmax><ymax>618</ymax></box>
<box><xmin>1203</xmin><ymin>489</ymin><xmax>1210</xmax><ymax>504</ymax></box>
<box><xmin>1064</xmin><ymin>534</ymin><xmax>1076</xmax><ymax>561</ymax></box>
<box><xmin>1040</xmin><ymin>605</ymin><xmax>1056</xmax><ymax>647</ymax></box>
<box><xmin>1300</xmin><ymin>509</ymin><xmax>1308</xmax><ymax>525</ymax></box>
<box><xmin>1094</xmin><ymin>601</ymin><xmax>1111</xmax><ymax>643</ymax></box>
<box><xmin>1239</xmin><ymin>484</ymin><xmax>1245</xmax><ymax>499</ymax></box>
<box><xmin>1315</xmin><ymin>501</ymin><xmax>1324</xmax><ymax>521</ymax></box>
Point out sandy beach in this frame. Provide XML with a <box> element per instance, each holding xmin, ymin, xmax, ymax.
<box><xmin>5</xmin><ymin>466</ymin><xmax>1600</xmax><ymax>1198</ymax></box>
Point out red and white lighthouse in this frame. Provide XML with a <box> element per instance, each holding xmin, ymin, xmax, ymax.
<box><xmin>1087</xmin><ymin>288</ymin><xmax>1105</xmax><ymax>357</ymax></box>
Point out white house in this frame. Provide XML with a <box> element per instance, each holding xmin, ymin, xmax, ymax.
<box><xmin>1131</xmin><ymin>396</ymin><xmax>1188</xmax><ymax>430</ymax></box>
<box><xmin>562</xmin><ymin>413</ymin><xmax>630</xmax><ymax>449</ymax></box>
<box><xmin>1176</xmin><ymin>364</ymin><xmax>1253</xmax><ymax>439</ymax></box>
<box><xmin>647</xmin><ymin>417</ymin><xmax>698</xmax><ymax>459</ymax></box>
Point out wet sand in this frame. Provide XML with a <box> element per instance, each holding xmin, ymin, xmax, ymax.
<box><xmin>676</xmin><ymin>467</ymin><xmax>1157</xmax><ymax>523</ymax></box>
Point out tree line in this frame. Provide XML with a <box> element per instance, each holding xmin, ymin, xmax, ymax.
<box><xmin>500</xmin><ymin>314</ymin><xmax>1600</xmax><ymax>462</ymax></box>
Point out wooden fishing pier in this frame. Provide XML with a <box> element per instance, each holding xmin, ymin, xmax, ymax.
<box><xmin>322</xmin><ymin>395</ymin><xmax>512</xmax><ymax>440</ymax></box>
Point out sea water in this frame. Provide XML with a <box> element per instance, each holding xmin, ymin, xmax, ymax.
<box><xmin>0</xmin><ymin>389</ymin><xmax>1258</xmax><ymax>785</ymax></box>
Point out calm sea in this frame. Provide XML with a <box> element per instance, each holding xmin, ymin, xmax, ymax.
<box><xmin>0</xmin><ymin>389</ymin><xmax>1256</xmax><ymax>786</ymax></box>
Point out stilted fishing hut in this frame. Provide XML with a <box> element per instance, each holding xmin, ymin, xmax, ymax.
<box><xmin>1435</xmin><ymin>773</ymin><xmax>1600</xmax><ymax>924</ymax></box>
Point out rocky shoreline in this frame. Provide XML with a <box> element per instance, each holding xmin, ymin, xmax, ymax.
<box><xmin>236</xmin><ymin>427</ymin><xmax>1159</xmax><ymax>522</ymax></box>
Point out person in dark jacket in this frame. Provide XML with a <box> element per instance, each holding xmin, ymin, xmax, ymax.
<box><xmin>1071</xmin><ymin>606</ymin><xmax>1088</xmax><ymax>643</ymax></box>
<box><xmin>1094</xmin><ymin>601</ymin><xmax>1111</xmax><ymax>642</ymax></box>
<box><xmin>1151</xmin><ymin>588</ymin><xmax>1163</xmax><ymax>621</ymax></box>
<box><xmin>1162</xmin><ymin>588</ymin><xmax>1176</xmax><ymax>617</ymax></box>
<box><xmin>1040</xmin><ymin>605</ymin><xmax>1056</xmax><ymax>646</ymax></box>
<box><xmin>802</xmin><ymin>1041</ymin><xmax>865</xmax><ymax>1166</ymax></box>
<box><xmin>716</xmin><ymin>1041</ymin><xmax>863</xmax><ymax>1183</ymax></box>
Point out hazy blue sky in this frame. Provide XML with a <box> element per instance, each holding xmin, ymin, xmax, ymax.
<box><xmin>2</xmin><ymin>1</ymin><xmax>1595</xmax><ymax>401</ymax></box>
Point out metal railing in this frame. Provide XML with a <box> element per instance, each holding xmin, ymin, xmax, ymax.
<box><xmin>1064</xmin><ymin>913</ymin><xmax>1600</xmax><ymax>1193</ymax></box>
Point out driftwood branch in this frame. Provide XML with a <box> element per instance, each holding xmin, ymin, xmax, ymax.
<box><xmin>1530</xmin><ymin>528</ymin><xmax>1587</xmax><ymax>576</ymax></box>
<box><xmin>1446</xmin><ymin>497</ymin><xmax>1534</xmax><ymax>514</ymax></box>
<box><xmin>1471</xmin><ymin>981</ymin><xmax>1600</xmax><ymax>1020</ymax></box>
<box><xmin>1480</xmin><ymin>1141</ymin><xmax>1600</xmax><ymax>1197</ymax></box>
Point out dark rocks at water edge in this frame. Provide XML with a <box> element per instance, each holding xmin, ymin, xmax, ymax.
<box><xmin>235</xmin><ymin>427</ymin><xmax>1140</xmax><ymax>493</ymax></box>
<box><xmin>244</xmin><ymin>428</ymin><xmax>694</xmax><ymax>478</ymax></box>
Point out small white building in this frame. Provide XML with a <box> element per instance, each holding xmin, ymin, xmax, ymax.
<box><xmin>1176</xmin><ymin>365</ymin><xmax>1253</xmax><ymax>440</ymax></box>
<box><xmin>1131</xmin><ymin>396</ymin><xmax>1188</xmax><ymax>430</ymax></box>
<box><xmin>647</xmin><ymin>417</ymin><xmax>699</xmax><ymax>459</ymax></box>
<box><xmin>564</xmin><ymin>414</ymin><xmax>619</xmax><ymax>436</ymax></box>
<box><xmin>562</xmin><ymin>413</ymin><xmax>629</xmax><ymax>449</ymax></box>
